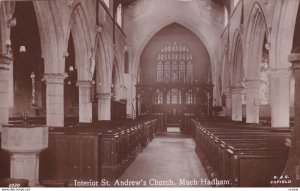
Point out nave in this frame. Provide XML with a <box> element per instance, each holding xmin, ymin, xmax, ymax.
<box><xmin>119</xmin><ymin>132</ymin><xmax>208</xmax><ymax>187</ymax></box>
<box><xmin>1</xmin><ymin>0</ymin><xmax>300</xmax><ymax>188</ymax></box>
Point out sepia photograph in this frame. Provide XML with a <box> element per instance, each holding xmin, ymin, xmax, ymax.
<box><xmin>0</xmin><ymin>0</ymin><xmax>299</xmax><ymax>189</ymax></box>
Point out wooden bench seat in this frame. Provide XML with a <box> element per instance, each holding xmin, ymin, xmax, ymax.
<box><xmin>39</xmin><ymin>118</ymin><xmax>158</xmax><ymax>186</ymax></box>
<box><xmin>191</xmin><ymin>119</ymin><xmax>290</xmax><ymax>187</ymax></box>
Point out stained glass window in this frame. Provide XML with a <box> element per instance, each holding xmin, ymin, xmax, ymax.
<box><xmin>164</xmin><ymin>61</ymin><xmax>171</xmax><ymax>83</ymax></box>
<box><xmin>157</xmin><ymin>56</ymin><xmax>163</xmax><ymax>82</ymax></box>
<box><xmin>179</xmin><ymin>61</ymin><xmax>185</xmax><ymax>83</ymax></box>
<box><xmin>157</xmin><ymin>42</ymin><xmax>193</xmax><ymax>83</ymax></box>
<box><xmin>172</xmin><ymin>61</ymin><xmax>178</xmax><ymax>82</ymax></box>
<box><xmin>167</xmin><ymin>89</ymin><xmax>181</xmax><ymax>104</ymax></box>
<box><xmin>187</xmin><ymin>60</ymin><xmax>193</xmax><ymax>82</ymax></box>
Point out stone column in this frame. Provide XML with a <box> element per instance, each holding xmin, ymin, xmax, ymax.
<box><xmin>269</xmin><ymin>69</ymin><xmax>291</xmax><ymax>128</ymax></box>
<box><xmin>224</xmin><ymin>88</ymin><xmax>232</xmax><ymax>118</ymax></box>
<box><xmin>280</xmin><ymin>53</ymin><xmax>300</xmax><ymax>186</ymax></box>
<box><xmin>231</xmin><ymin>86</ymin><xmax>243</xmax><ymax>121</ymax></box>
<box><xmin>44</xmin><ymin>73</ymin><xmax>65</xmax><ymax>127</ymax></box>
<box><xmin>132</xmin><ymin>84</ymin><xmax>137</xmax><ymax>119</ymax></box>
<box><xmin>1</xmin><ymin>2</ymin><xmax>15</xmax><ymax>109</ymax></box>
<box><xmin>98</xmin><ymin>92</ymin><xmax>111</xmax><ymax>120</ymax></box>
<box><xmin>0</xmin><ymin>56</ymin><xmax>12</xmax><ymax>131</ymax></box>
<box><xmin>124</xmin><ymin>74</ymin><xmax>133</xmax><ymax>118</ymax></box>
<box><xmin>245</xmin><ymin>80</ymin><xmax>261</xmax><ymax>123</ymax></box>
<box><xmin>137</xmin><ymin>94</ymin><xmax>142</xmax><ymax>116</ymax></box>
<box><xmin>207</xmin><ymin>84</ymin><xmax>214</xmax><ymax>117</ymax></box>
<box><xmin>77</xmin><ymin>81</ymin><xmax>92</xmax><ymax>123</ymax></box>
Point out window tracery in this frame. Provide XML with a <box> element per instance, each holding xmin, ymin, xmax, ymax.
<box><xmin>153</xmin><ymin>90</ymin><xmax>163</xmax><ymax>104</ymax></box>
<box><xmin>157</xmin><ymin>42</ymin><xmax>193</xmax><ymax>83</ymax></box>
<box><xmin>186</xmin><ymin>89</ymin><xmax>196</xmax><ymax>104</ymax></box>
<box><xmin>167</xmin><ymin>89</ymin><xmax>181</xmax><ymax>104</ymax></box>
<box><xmin>116</xmin><ymin>4</ymin><xmax>122</xmax><ymax>27</ymax></box>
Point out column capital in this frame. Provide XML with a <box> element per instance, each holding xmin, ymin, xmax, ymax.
<box><xmin>98</xmin><ymin>92</ymin><xmax>112</xmax><ymax>100</ymax></box>
<box><xmin>0</xmin><ymin>55</ymin><xmax>13</xmax><ymax>70</ymax></box>
<box><xmin>244</xmin><ymin>80</ymin><xmax>260</xmax><ymax>89</ymax></box>
<box><xmin>269</xmin><ymin>68</ymin><xmax>291</xmax><ymax>79</ymax></box>
<box><xmin>43</xmin><ymin>73</ymin><xmax>67</xmax><ymax>84</ymax></box>
<box><xmin>223</xmin><ymin>88</ymin><xmax>232</xmax><ymax>96</ymax></box>
<box><xmin>76</xmin><ymin>80</ymin><xmax>92</xmax><ymax>88</ymax></box>
<box><xmin>289</xmin><ymin>53</ymin><xmax>300</xmax><ymax>70</ymax></box>
<box><xmin>231</xmin><ymin>86</ymin><xmax>244</xmax><ymax>94</ymax></box>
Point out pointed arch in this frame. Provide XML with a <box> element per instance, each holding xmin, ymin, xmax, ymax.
<box><xmin>95</xmin><ymin>30</ymin><xmax>110</xmax><ymax>92</ymax></box>
<box><xmin>133</xmin><ymin>19</ymin><xmax>216</xmax><ymax>86</ymax></box>
<box><xmin>244</xmin><ymin>3</ymin><xmax>268</xmax><ymax>80</ymax></box>
<box><xmin>230</xmin><ymin>29</ymin><xmax>244</xmax><ymax>87</ymax></box>
<box><xmin>65</xmin><ymin>3</ymin><xmax>92</xmax><ymax>81</ymax></box>
<box><xmin>33</xmin><ymin>1</ymin><xmax>65</xmax><ymax>72</ymax></box>
<box><xmin>112</xmin><ymin>56</ymin><xmax>123</xmax><ymax>100</ymax></box>
<box><xmin>269</xmin><ymin>0</ymin><xmax>299</xmax><ymax>69</ymax></box>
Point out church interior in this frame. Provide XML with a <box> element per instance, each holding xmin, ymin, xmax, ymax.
<box><xmin>0</xmin><ymin>0</ymin><xmax>300</xmax><ymax>187</ymax></box>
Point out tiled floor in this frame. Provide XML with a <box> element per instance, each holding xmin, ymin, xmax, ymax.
<box><xmin>118</xmin><ymin>133</ymin><xmax>208</xmax><ymax>187</ymax></box>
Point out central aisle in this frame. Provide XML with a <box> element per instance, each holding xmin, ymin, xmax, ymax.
<box><xmin>118</xmin><ymin>133</ymin><xmax>208</xmax><ymax>187</ymax></box>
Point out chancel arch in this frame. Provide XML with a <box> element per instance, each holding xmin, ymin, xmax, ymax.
<box><xmin>132</xmin><ymin>19</ymin><xmax>218</xmax><ymax>103</ymax></box>
<box><xmin>137</xmin><ymin>22</ymin><xmax>213</xmax><ymax>123</ymax></box>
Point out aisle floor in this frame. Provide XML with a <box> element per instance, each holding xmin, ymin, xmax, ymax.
<box><xmin>118</xmin><ymin>133</ymin><xmax>209</xmax><ymax>187</ymax></box>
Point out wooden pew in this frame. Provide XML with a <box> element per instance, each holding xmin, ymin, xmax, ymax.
<box><xmin>39</xmin><ymin>127</ymin><xmax>103</xmax><ymax>186</ymax></box>
<box><xmin>39</xmin><ymin>118</ymin><xmax>158</xmax><ymax>186</ymax></box>
<box><xmin>191</xmin><ymin>119</ymin><xmax>290</xmax><ymax>187</ymax></box>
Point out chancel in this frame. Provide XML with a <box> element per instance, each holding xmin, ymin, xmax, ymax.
<box><xmin>0</xmin><ymin>0</ymin><xmax>300</xmax><ymax>187</ymax></box>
